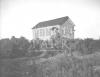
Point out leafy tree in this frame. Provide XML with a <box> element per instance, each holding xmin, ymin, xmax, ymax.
<box><xmin>10</xmin><ymin>36</ymin><xmax>30</xmax><ymax>58</ymax></box>
<box><xmin>0</xmin><ymin>38</ymin><xmax>13</xmax><ymax>58</ymax></box>
<box><xmin>0</xmin><ymin>36</ymin><xmax>30</xmax><ymax>58</ymax></box>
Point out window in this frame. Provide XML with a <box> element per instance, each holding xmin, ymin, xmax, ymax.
<box><xmin>33</xmin><ymin>31</ymin><xmax>35</xmax><ymax>38</ymax></box>
<box><xmin>43</xmin><ymin>29</ymin><xmax>45</xmax><ymax>36</ymax></box>
<box><xmin>35</xmin><ymin>30</ymin><xmax>38</xmax><ymax>38</ymax></box>
<box><xmin>62</xmin><ymin>27</ymin><xmax>66</xmax><ymax>35</ymax></box>
<box><xmin>46</xmin><ymin>28</ymin><xmax>51</xmax><ymax>36</ymax></box>
<box><xmin>70</xmin><ymin>28</ymin><xmax>73</xmax><ymax>34</ymax></box>
<box><xmin>39</xmin><ymin>29</ymin><xmax>43</xmax><ymax>36</ymax></box>
<box><xmin>37</xmin><ymin>30</ymin><xmax>39</xmax><ymax>36</ymax></box>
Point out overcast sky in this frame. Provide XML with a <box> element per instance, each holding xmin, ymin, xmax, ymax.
<box><xmin>0</xmin><ymin>0</ymin><xmax>100</xmax><ymax>40</ymax></box>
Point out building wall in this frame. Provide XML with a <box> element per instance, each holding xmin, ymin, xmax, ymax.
<box><xmin>33</xmin><ymin>18</ymin><xmax>75</xmax><ymax>40</ymax></box>
<box><xmin>60</xmin><ymin>18</ymin><xmax>75</xmax><ymax>39</ymax></box>
<box><xmin>33</xmin><ymin>25</ymin><xmax>60</xmax><ymax>40</ymax></box>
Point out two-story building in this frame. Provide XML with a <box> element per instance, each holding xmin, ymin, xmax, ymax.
<box><xmin>32</xmin><ymin>16</ymin><xmax>75</xmax><ymax>40</ymax></box>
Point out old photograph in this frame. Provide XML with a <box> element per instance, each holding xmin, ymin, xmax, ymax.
<box><xmin>0</xmin><ymin>0</ymin><xmax>100</xmax><ymax>77</ymax></box>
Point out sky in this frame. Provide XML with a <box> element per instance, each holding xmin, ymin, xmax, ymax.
<box><xmin>0</xmin><ymin>0</ymin><xmax>100</xmax><ymax>40</ymax></box>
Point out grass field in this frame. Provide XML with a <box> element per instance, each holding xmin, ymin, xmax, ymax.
<box><xmin>0</xmin><ymin>52</ymin><xmax>100</xmax><ymax>77</ymax></box>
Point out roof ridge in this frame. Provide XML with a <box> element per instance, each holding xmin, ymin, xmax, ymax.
<box><xmin>32</xmin><ymin>16</ymin><xmax>69</xmax><ymax>29</ymax></box>
<box><xmin>39</xmin><ymin>16</ymin><xmax>68</xmax><ymax>23</ymax></box>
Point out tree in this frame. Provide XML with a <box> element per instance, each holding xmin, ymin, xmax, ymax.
<box><xmin>10</xmin><ymin>36</ymin><xmax>30</xmax><ymax>58</ymax></box>
<box><xmin>0</xmin><ymin>38</ymin><xmax>13</xmax><ymax>58</ymax></box>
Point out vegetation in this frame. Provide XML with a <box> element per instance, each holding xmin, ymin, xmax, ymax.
<box><xmin>0</xmin><ymin>35</ymin><xmax>100</xmax><ymax>77</ymax></box>
<box><xmin>0</xmin><ymin>36</ymin><xmax>30</xmax><ymax>59</ymax></box>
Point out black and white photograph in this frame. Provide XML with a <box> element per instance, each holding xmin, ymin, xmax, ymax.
<box><xmin>0</xmin><ymin>0</ymin><xmax>100</xmax><ymax>77</ymax></box>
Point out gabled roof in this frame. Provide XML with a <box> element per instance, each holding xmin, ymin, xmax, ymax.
<box><xmin>32</xmin><ymin>16</ymin><xmax>69</xmax><ymax>29</ymax></box>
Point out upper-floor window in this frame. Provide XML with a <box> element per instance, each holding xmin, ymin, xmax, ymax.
<box><xmin>33</xmin><ymin>31</ymin><xmax>35</xmax><ymax>38</ymax></box>
<box><xmin>39</xmin><ymin>29</ymin><xmax>44</xmax><ymax>36</ymax></box>
<box><xmin>35</xmin><ymin>30</ymin><xmax>38</xmax><ymax>38</ymax></box>
<box><xmin>62</xmin><ymin>27</ymin><xmax>66</xmax><ymax>35</ymax></box>
<box><xmin>46</xmin><ymin>28</ymin><xmax>51</xmax><ymax>36</ymax></box>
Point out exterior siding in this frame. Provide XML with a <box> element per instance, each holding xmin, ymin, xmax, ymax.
<box><xmin>60</xmin><ymin>18</ymin><xmax>75</xmax><ymax>39</ymax></box>
<box><xmin>32</xmin><ymin>17</ymin><xmax>75</xmax><ymax>40</ymax></box>
<box><xmin>33</xmin><ymin>25</ymin><xmax>60</xmax><ymax>40</ymax></box>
